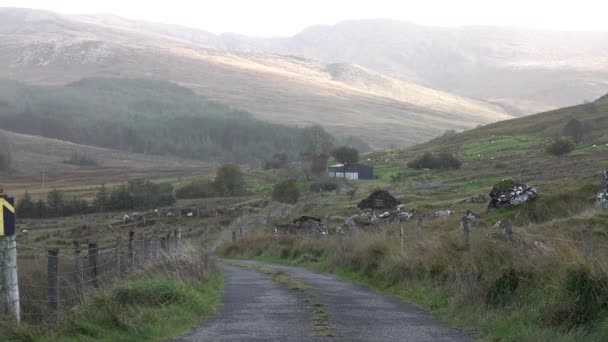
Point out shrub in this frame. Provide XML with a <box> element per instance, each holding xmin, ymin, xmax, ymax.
<box><xmin>214</xmin><ymin>164</ymin><xmax>246</xmax><ymax>196</ymax></box>
<box><xmin>407</xmin><ymin>152</ymin><xmax>461</xmax><ymax>170</ymax></box>
<box><xmin>272</xmin><ymin>179</ymin><xmax>300</xmax><ymax>204</ymax></box>
<box><xmin>542</xmin><ymin>265</ymin><xmax>608</xmax><ymax>328</ymax></box>
<box><xmin>176</xmin><ymin>179</ymin><xmax>217</xmax><ymax>199</ymax></box>
<box><xmin>263</xmin><ymin>153</ymin><xmax>289</xmax><ymax>170</ymax></box>
<box><xmin>330</xmin><ymin>146</ymin><xmax>359</xmax><ymax>166</ymax></box>
<box><xmin>546</xmin><ymin>138</ymin><xmax>575</xmax><ymax>156</ymax></box>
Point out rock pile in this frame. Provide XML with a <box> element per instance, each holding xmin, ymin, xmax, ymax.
<box><xmin>357</xmin><ymin>190</ymin><xmax>402</xmax><ymax>211</ymax></box>
<box><xmin>597</xmin><ymin>169</ymin><xmax>608</xmax><ymax>208</ymax></box>
<box><xmin>431</xmin><ymin>210</ymin><xmax>454</xmax><ymax>219</ymax></box>
<box><xmin>275</xmin><ymin>216</ymin><xmax>327</xmax><ymax>235</ymax></box>
<box><xmin>488</xmin><ymin>180</ymin><xmax>538</xmax><ymax>210</ymax></box>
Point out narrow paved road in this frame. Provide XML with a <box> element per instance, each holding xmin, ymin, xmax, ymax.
<box><xmin>177</xmin><ymin>262</ymin><xmax>472</xmax><ymax>342</ymax></box>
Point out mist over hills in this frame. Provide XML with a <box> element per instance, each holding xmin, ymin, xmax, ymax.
<box><xmin>1</xmin><ymin>7</ymin><xmax>513</xmax><ymax>149</ymax></box>
<box><xmin>2</xmin><ymin>7</ymin><xmax>607</xmax><ymax>150</ymax></box>
<box><xmin>75</xmin><ymin>14</ymin><xmax>608</xmax><ymax>115</ymax></box>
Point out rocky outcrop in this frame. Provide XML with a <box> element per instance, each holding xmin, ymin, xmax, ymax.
<box><xmin>357</xmin><ymin>190</ymin><xmax>401</xmax><ymax>211</ymax></box>
<box><xmin>488</xmin><ymin>180</ymin><xmax>538</xmax><ymax>210</ymax></box>
<box><xmin>597</xmin><ymin>169</ymin><xmax>608</xmax><ymax>208</ymax></box>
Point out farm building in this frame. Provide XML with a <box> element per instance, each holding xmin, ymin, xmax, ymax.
<box><xmin>328</xmin><ymin>163</ymin><xmax>374</xmax><ymax>180</ymax></box>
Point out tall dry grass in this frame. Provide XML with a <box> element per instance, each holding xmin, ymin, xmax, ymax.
<box><xmin>219</xmin><ymin>216</ymin><xmax>608</xmax><ymax>333</ymax></box>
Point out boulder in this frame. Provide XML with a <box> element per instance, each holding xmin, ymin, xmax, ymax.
<box><xmin>463</xmin><ymin>210</ymin><xmax>479</xmax><ymax>223</ymax></box>
<box><xmin>357</xmin><ymin>190</ymin><xmax>402</xmax><ymax>211</ymax></box>
<box><xmin>395</xmin><ymin>211</ymin><xmax>414</xmax><ymax>222</ymax></box>
<box><xmin>597</xmin><ymin>169</ymin><xmax>608</xmax><ymax>208</ymax></box>
<box><xmin>344</xmin><ymin>213</ymin><xmax>375</xmax><ymax>230</ymax></box>
<box><xmin>488</xmin><ymin>180</ymin><xmax>538</xmax><ymax>210</ymax></box>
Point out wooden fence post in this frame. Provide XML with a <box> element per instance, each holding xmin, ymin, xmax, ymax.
<box><xmin>160</xmin><ymin>237</ymin><xmax>167</xmax><ymax>256</ymax></box>
<box><xmin>0</xmin><ymin>234</ymin><xmax>20</xmax><ymax>322</ymax></box>
<box><xmin>232</xmin><ymin>231</ymin><xmax>237</xmax><ymax>243</ymax></box>
<box><xmin>503</xmin><ymin>220</ymin><xmax>513</xmax><ymax>242</ymax></box>
<box><xmin>582</xmin><ymin>230</ymin><xmax>593</xmax><ymax>259</ymax></box>
<box><xmin>172</xmin><ymin>228</ymin><xmax>179</xmax><ymax>254</ymax></box>
<box><xmin>400</xmin><ymin>225</ymin><xmax>405</xmax><ymax>256</ymax></box>
<box><xmin>47</xmin><ymin>249</ymin><xmax>59</xmax><ymax>322</ymax></box>
<box><xmin>416</xmin><ymin>214</ymin><xmax>424</xmax><ymax>243</ymax></box>
<box><xmin>88</xmin><ymin>243</ymin><xmax>98</xmax><ymax>288</ymax></box>
<box><xmin>115</xmin><ymin>237</ymin><xmax>122</xmax><ymax>277</ymax></box>
<box><xmin>142</xmin><ymin>238</ymin><xmax>149</xmax><ymax>263</ymax></box>
<box><xmin>128</xmin><ymin>231</ymin><xmax>135</xmax><ymax>269</ymax></box>
<box><xmin>462</xmin><ymin>217</ymin><xmax>470</xmax><ymax>250</ymax></box>
<box><xmin>73</xmin><ymin>242</ymin><xmax>84</xmax><ymax>298</ymax></box>
<box><xmin>176</xmin><ymin>228</ymin><xmax>182</xmax><ymax>252</ymax></box>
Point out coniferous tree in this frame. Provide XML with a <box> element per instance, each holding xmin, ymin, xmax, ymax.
<box><xmin>93</xmin><ymin>184</ymin><xmax>109</xmax><ymax>212</ymax></box>
<box><xmin>16</xmin><ymin>192</ymin><xmax>36</xmax><ymax>218</ymax></box>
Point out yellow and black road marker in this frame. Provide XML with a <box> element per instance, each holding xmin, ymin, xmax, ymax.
<box><xmin>0</xmin><ymin>196</ymin><xmax>15</xmax><ymax>237</ymax></box>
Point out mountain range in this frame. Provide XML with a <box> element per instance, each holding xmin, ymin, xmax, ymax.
<box><xmin>2</xmin><ymin>8</ymin><xmax>608</xmax><ymax>148</ymax></box>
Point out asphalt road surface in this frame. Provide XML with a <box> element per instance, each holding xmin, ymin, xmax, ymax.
<box><xmin>176</xmin><ymin>261</ymin><xmax>472</xmax><ymax>342</ymax></box>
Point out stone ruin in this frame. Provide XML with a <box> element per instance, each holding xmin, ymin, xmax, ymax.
<box><xmin>488</xmin><ymin>180</ymin><xmax>538</xmax><ymax>211</ymax></box>
<box><xmin>357</xmin><ymin>190</ymin><xmax>402</xmax><ymax>211</ymax></box>
<box><xmin>597</xmin><ymin>168</ymin><xmax>608</xmax><ymax>208</ymax></box>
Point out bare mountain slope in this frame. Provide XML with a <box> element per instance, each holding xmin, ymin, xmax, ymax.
<box><xmin>77</xmin><ymin>15</ymin><xmax>608</xmax><ymax>115</ymax></box>
<box><xmin>0</xmin><ymin>8</ymin><xmax>511</xmax><ymax>148</ymax></box>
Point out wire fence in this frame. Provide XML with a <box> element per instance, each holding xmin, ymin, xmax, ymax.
<box><xmin>4</xmin><ymin>227</ymin><xmax>189</xmax><ymax>325</ymax></box>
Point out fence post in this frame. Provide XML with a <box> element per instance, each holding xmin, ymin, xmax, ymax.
<box><xmin>0</xmin><ymin>234</ymin><xmax>20</xmax><ymax>322</ymax></box>
<box><xmin>172</xmin><ymin>228</ymin><xmax>179</xmax><ymax>254</ymax></box>
<box><xmin>176</xmin><ymin>228</ymin><xmax>182</xmax><ymax>252</ymax></box>
<box><xmin>462</xmin><ymin>217</ymin><xmax>470</xmax><ymax>250</ymax></box>
<box><xmin>47</xmin><ymin>249</ymin><xmax>59</xmax><ymax>322</ymax></box>
<box><xmin>503</xmin><ymin>219</ymin><xmax>513</xmax><ymax>242</ymax></box>
<box><xmin>88</xmin><ymin>243</ymin><xmax>98</xmax><ymax>288</ymax></box>
<box><xmin>115</xmin><ymin>237</ymin><xmax>122</xmax><ymax>277</ymax></box>
<box><xmin>232</xmin><ymin>231</ymin><xmax>237</xmax><ymax>243</ymax></box>
<box><xmin>161</xmin><ymin>237</ymin><xmax>167</xmax><ymax>256</ymax></box>
<box><xmin>73</xmin><ymin>242</ymin><xmax>84</xmax><ymax>298</ymax></box>
<box><xmin>400</xmin><ymin>225</ymin><xmax>405</xmax><ymax>256</ymax></box>
<box><xmin>143</xmin><ymin>238</ymin><xmax>149</xmax><ymax>263</ymax></box>
<box><xmin>582</xmin><ymin>230</ymin><xmax>593</xmax><ymax>259</ymax></box>
<box><xmin>416</xmin><ymin>214</ymin><xmax>424</xmax><ymax>243</ymax></box>
<box><xmin>167</xmin><ymin>230</ymin><xmax>175</xmax><ymax>256</ymax></box>
<box><xmin>128</xmin><ymin>231</ymin><xmax>135</xmax><ymax>269</ymax></box>
<box><xmin>148</xmin><ymin>239</ymin><xmax>154</xmax><ymax>261</ymax></box>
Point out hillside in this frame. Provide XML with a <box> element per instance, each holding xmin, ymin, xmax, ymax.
<box><xmin>366</xmin><ymin>93</ymin><xmax>608</xmax><ymax>196</ymax></box>
<box><xmin>79</xmin><ymin>16</ymin><xmax>608</xmax><ymax>115</ymax></box>
<box><xmin>0</xmin><ymin>78</ymin><xmax>365</xmax><ymax>162</ymax></box>
<box><xmin>0</xmin><ymin>129</ymin><xmax>212</xmax><ymax>196</ymax></box>
<box><xmin>0</xmin><ymin>8</ymin><xmax>512</xmax><ymax>148</ymax></box>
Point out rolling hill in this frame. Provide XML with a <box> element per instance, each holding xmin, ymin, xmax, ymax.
<box><xmin>0</xmin><ymin>8</ymin><xmax>512</xmax><ymax>148</ymax></box>
<box><xmin>0</xmin><ymin>129</ymin><xmax>212</xmax><ymax>196</ymax></box>
<box><xmin>75</xmin><ymin>15</ymin><xmax>608</xmax><ymax>115</ymax></box>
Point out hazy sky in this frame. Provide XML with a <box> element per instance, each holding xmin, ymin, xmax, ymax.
<box><xmin>2</xmin><ymin>0</ymin><xmax>608</xmax><ymax>36</ymax></box>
